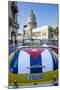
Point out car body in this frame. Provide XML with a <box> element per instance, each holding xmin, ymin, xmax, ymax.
<box><xmin>9</xmin><ymin>46</ymin><xmax>58</xmax><ymax>87</ymax></box>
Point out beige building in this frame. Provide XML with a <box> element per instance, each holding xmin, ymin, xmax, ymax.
<box><xmin>17</xmin><ymin>31</ymin><xmax>23</xmax><ymax>43</ymax></box>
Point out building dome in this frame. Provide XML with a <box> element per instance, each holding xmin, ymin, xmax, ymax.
<box><xmin>27</xmin><ymin>10</ymin><xmax>37</xmax><ymax>29</ymax></box>
<box><xmin>28</xmin><ymin>10</ymin><xmax>36</xmax><ymax>22</ymax></box>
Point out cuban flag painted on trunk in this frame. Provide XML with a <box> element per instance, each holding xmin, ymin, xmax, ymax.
<box><xmin>9</xmin><ymin>48</ymin><xmax>58</xmax><ymax>74</ymax></box>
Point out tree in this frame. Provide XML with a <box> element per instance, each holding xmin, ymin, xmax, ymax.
<box><xmin>49</xmin><ymin>26</ymin><xmax>58</xmax><ymax>40</ymax></box>
<box><xmin>49</xmin><ymin>27</ymin><xmax>54</xmax><ymax>40</ymax></box>
<box><xmin>53</xmin><ymin>27</ymin><xmax>58</xmax><ymax>40</ymax></box>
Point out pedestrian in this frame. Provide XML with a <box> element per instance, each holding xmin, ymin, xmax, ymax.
<box><xmin>53</xmin><ymin>76</ymin><xmax>58</xmax><ymax>86</ymax></box>
<box><xmin>14</xmin><ymin>80</ymin><xmax>18</xmax><ymax>88</ymax></box>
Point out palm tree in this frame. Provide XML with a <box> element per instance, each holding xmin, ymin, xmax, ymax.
<box><xmin>49</xmin><ymin>26</ymin><xmax>58</xmax><ymax>40</ymax></box>
<box><xmin>54</xmin><ymin>27</ymin><xmax>58</xmax><ymax>35</ymax></box>
<box><xmin>53</xmin><ymin>27</ymin><xmax>58</xmax><ymax>40</ymax></box>
<box><xmin>49</xmin><ymin>27</ymin><xmax>54</xmax><ymax>40</ymax></box>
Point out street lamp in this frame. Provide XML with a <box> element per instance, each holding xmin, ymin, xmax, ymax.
<box><xmin>23</xmin><ymin>25</ymin><xmax>27</xmax><ymax>45</ymax></box>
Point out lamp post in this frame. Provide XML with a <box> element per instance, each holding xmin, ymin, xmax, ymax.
<box><xmin>23</xmin><ymin>30</ymin><xmax>25</xmax><ymax>45</ymax></box>
<box><xmin>23</xmin><ymin>25</ymin><xmax>27</xmax><ymax>45</ymax></box>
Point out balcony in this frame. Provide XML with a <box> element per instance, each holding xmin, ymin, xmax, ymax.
<box><xmin>11</xmin><ymin>2</ymin><xmax>18</xmax><ymax>13</ymax></box>
<box><xmin>12</xmin><ymin>21</ymin><xmax>19</xmax><ymax>29</ymax></box>
<box><xmin>9</xmin><ymin>17</ymin><xmax>19</xmax><ymax>29</ymax></box>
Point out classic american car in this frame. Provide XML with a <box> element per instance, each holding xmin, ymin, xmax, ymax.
<box><xmin>9</xmin><ymin>45</ymin><xmax>58</xmax><ymax>88</ymax></box>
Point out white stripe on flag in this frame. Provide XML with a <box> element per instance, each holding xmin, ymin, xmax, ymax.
<box><xmin>18</xmin><ymin>50</ymin><xmax>30</xmax><ymax>74</ymax></box>
<box><xmin>41</xmin><ymin>49</ymin><xmax>53</xmax><ymax>72</ymax></box>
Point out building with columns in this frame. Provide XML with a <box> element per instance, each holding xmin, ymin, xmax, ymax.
<box><xmin>8</xmin><ymin>1</ymin><xmax>19</xmax><ymax>45</ymax></box>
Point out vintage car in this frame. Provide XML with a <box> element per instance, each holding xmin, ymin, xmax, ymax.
<box><xmin>9</xmin><ymin>45</ymin><xmax>58</xmax><ymax>88</ymax></box>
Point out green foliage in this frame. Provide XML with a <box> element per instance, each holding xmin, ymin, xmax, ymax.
<box><xmin>49</xmin><ymin>26</ymin><xmax>58</xmax><ymax>40</ymax></box>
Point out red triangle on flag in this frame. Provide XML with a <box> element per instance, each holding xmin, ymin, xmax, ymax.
<box><xmin>23</xmin><ymin>48</ymin><xmax>45</xmax><ymax>61</ymax></box>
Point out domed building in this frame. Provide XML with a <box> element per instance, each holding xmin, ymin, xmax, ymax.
<box><xmin>27</xmin><ymin>10</ymin><xmax>37</xmax><ymax>29</ymax></box>
<box><xmin>23</xmin><ymin>10</ymin><xmax>37</xmax><ymax>39</ymax></box>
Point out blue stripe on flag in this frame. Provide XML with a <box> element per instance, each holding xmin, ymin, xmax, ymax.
<box><xmin>30</xmin><ymin>55</ymin><xmax>42</xmax><ymax>73</ymax></box>
<box><xmin>54</xmin><ymin>55</ymin><xmax>58</xmax><ymax>69</ymax></box>
<box><xmin>9</xmin><ymin>50</ymin><xmax>20</xmax><ymax>74</ymax></box>
<box><xmin>51</xmin><ymin>53</ymin><xmax>58</xmax><ymax>70</ymax></box>
<box><xmin>49</xmin><ymin>50</ymin><xmax>58</xmax><ymax>70</ymax></box>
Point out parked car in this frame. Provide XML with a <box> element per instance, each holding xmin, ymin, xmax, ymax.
<box><xmin>9</xmin><ymin>46</ymin><xmax>58</xmax><ymax>87</ymax></box>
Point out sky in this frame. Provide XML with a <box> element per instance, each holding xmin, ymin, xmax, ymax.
<box><xmin>17</xmin><ymin>2</ymin><xmax>58</xmax><ymax>32</ymax></box>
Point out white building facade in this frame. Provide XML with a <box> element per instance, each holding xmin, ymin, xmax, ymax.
<box><xmin>32</xmin><ymin>26</ymin><xmax>49</xmax><ymax>39</ymax></box>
